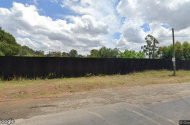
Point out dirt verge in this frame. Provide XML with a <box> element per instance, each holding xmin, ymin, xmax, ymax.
<box><xmin>0</xmin><ymin>82</ymin><xmax>190</xmax><ymax>120</ymax></box>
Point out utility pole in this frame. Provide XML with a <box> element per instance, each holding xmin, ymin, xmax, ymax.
<box><xmin>172</xmin><ymin>28</ymin><xmax>176</xmax><ymax>76</ymax></box>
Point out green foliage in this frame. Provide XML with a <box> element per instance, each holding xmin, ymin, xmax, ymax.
<box><xmin>89</xmin><ymin>47</ymin><xmax>119</xmax><ymax>58</ymax></box>
<box><xmin>101</xmin><ymin>47</ymin><xmax>119</xmax><ymax>58</ymax></box>
<box><xmin>118</xmin><ymin>50</ymin><xmax>145</xmax><ymax>59</ymax></box>
<box><xmin>175</xmin><ymin>42</ymin><xmax>184</xmax><ymax>59</ymax></box>
<box><xmin>35</xmin><ymin>50</ymin><xmax>45</xmax><ymax>57</ymax></box>
<box><xmin>159</xmin><ymin>41</ymin><xmax>190</xmax><ymax>60</ymax></box>
<box><xmin>77</xmin><ymin>54</ymin><xmax>84</xmax><ymax>58</ymax></box>
<box><xmin>46</xmin><ymin>51</ymin><xmax>62</xmax><ymax>57</ymax></box>
<box><xmin>62</xmin><ymin>52</ymin><xmax>69</xmax><ymax>57</ymax></box>
<box><xmin>88</xmin><ymin>47</ymin><xmax>144</xmax><ymax>59</ymax></box>
<box><xmin>182</xmin><ymin>41</ymin><xmax>190</xmax><ymax>60</ymax></box>
<box><xmin>0</xmin><ymin>27</ymin><xmax>21</xmax><ymax>56</ymax></box>
<box><xmin>19</xmin><ymin>46</ymin><xmax>35</xmax><ymax>56</ymax></box>
<box><xmin>141</xmin><ymin>34</ymin><xmax>159</xmax><ymax>59</ymax></box>
<box><xmin>19</xmin><ymin>45</ymin><xmax>44</xmax><ymax>57</ymax></box>
<box><xmin>159</xmin><ymin>46</ymin><xmax>172</xmax><ymax>59</ymax></box>
<box><xmin>90</xmin><ymin>49</ymin><xmax>100</xmax><ymax>58</ymax></box>
<box><xmin>69</xmin><ymin>49</ymin><xmax>78</xmax><ymax>57</ymax></box>
<box><xmin>0</xmin><ymin>50</ymin><xmax>5</xmax><ymax>56</ymax></box>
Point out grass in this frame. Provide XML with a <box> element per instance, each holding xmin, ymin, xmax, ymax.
<box><xmin>0</xmin><ymin>70</ymin><xmax>190</xmax><ymax>100</ymax></box>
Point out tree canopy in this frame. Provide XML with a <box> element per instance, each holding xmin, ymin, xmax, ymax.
<box><xmin>88</xmin><ymin>47</ymin><xmax>120</xmax><ymax>58</ymax></box>
<box><xmin>46</xmin><ymin>51</ymin><xmax>62</xmax><ymax>57</ymax></box>
<box><xmin>141</xmin><ymin>34</ymin><xmax>159</xmax><ymax>59</ymax></box>
<box><xmin>159</xmin><ymin>41</ymin><xmax>190</xmax><ymax>60</ymax></box>
<box><xmin>1</xmin><ymin>26</ymin><xmax>190</xmax><ymax>60</ymax></box>
<box><xmin>19</xmin><ymin>45</ymin><xmax>45</xmax><ymax>57</ymax></box>
<box><xmin>69</xmin><ymin>49</ymin><xmax>78</xmax><ymax>57</ymax></box>
<box><xmin>0</xmin><ymin>27</ymin><xmax>21</xmax><ymax>56</ymax></box>
<box><xmin>118</xmin><ymin>50</ymin><xmax>145</xmax><ymax>59</ymax></box>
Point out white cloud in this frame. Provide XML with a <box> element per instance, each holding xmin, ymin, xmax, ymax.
<box><xmin>117</xmin><ymin>0</ymin><xmax>190</xmax><ymax>28</ymax></box>
<box><xmin>61</xmin><ymin>0</ymin><xmax>121</xmax><ymax>34</ymax></box>
<box><xmin>116</xmin><ymin>0</ymin><xmax>190</xmax><ymax>51</ymax></box>
<box><xmin>0</xmin><ymin>0</ymin><xmax>190</xmax><ymax>54</ymax></box>
<box><xmin>0</xmin><ymin>2</ymin><xmax>112</xmax><ymax>54</ymax></box>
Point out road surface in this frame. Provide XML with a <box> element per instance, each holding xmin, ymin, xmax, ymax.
<box><xmin>1</xmin><ymin>82</ymin><xmax>190</xmax><ymax>125</ymax></box>
<box><xmin>15</xmin><ymin>97</ymin><xmax>190</xmax><ymax>125</ymax></box>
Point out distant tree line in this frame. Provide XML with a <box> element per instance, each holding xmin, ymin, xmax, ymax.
<box><xmin>141</xmin><ymin>34</ymin><xmax>190</xmax><ymax>60</ymax></box>
<box><xmin>88</xmin><ymin>47</ymin><xmax>145</xmax><ymax>58</ymax></box>
<box><xmin>0</xmin><ymin>27</ymin><xmax>21</xmax><ymax>56</ymax></box>
<box><xmin>19</xmin><ymin>46</ymin><xmax>45</xmax><ymax>57</ymax></box>
<box><xmin>159</xmin><ymin>41</ymin><xmax>190</xmax><ymax>60</ymax></box>
<box><xmin>0</xmin><ymin>27</ymin><xmax>145</xmax><ymax>58</ymax></box>
<box><xmin>39</xmin><ymin>47</ymin><xmax>145</xmax><ymax>58</ymax></box>
<box><xmin>1</xmin><ymin>27</ymin><xmax>190</xmax><ymax>60</ymax></box>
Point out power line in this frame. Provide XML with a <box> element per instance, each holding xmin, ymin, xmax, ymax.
<box><xmin>151</xmin><ymin>28</ymin><xmax>171</xmax><ymax>40</ymax></box>
<box><xmin>153</xmin><ymin>25</ymin><xmax>190</xmax><ymax>39</ymax></box>
<box><xmin>175</xmin><ymin>25</ymin><xmax>190</xmax><ymax>31</ymax></box>
<box><xmin>156</xmin><ymin>29</ymin><xmax>171</xmax><ymax>39</ymax></box>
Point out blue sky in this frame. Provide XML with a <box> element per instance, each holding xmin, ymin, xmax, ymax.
<box><xmin>0</xmin><ymin>0</ymin><xmax>189</xmax><ymax>54</ymax></box>
<box><xmin>141</xmin><ymin>23</ymin><xmax>150</xmax><ymax>33</ymax></box>
<box><xmin>0</xmin><ymin>0</ymin><xmax>149</xmax><ymax>39</ymax></box>
<box><xmin>0</xmin><ymin>0</ymin><xmax>74</xmax><ymax>19</ymax></box>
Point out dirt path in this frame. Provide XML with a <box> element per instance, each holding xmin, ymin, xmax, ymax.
<box><xmin>0</xmin><ymin>82</ymin><xmax>190</xmax><ymax>120</ymax></box>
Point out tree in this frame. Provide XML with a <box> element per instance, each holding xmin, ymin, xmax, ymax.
<box><xmin>0</xmin><ymin>27</ymin><xmax>21</xmax><ymax>56</ymax></box>
<box><xmin>88</xmin><ymin>47</ymin><xmax>120</xmax><ymax>58</ymax></box>
<box><xmin>62</xmin><ymin>52</ymin><xmax>69</xmax><ymax>57</ymax></box>
<box><xmin>175</xmin><ymin>41</ymin><xmax>184</xmax><ymax>60</ymax></box>
<box><xmin>19</xmin><ymin>46</ymin><xmax>45</xmax><ymax>57</ymax></box>
<box><xmin>77</xmin><ymin>54</ymin><xmax>84</xmax><ymax>58</ymax></box>
<box><xmin>35</xmin><ymin>50</ymin><xmax>44</xmax><ymax>57</ymax></box>
<box><xmin>89</xmin><ymin>49</ymin><xmax>100</xmax><ymax>58</ymax></box>
<box><xmin>141</xmin><ymin>34</ymin><xmax>159</xmax><ymax>59</ymax></box>
<box><xmin>99</xmin><ymin>47</ymin><xmax>109</xmax><ymax>58</ymax></box>
<box><xmin>98</xmin><ymin>47</ymin><xmax>119</xmax><ymax>58</ymax></box>
<box><xmin>159</xmin><ymin>46</ymin><xmax>172</xmax><ymax>59</ymax></box>
<box><xmin>111</xmin><ymin>48</ymin><xmax>120</xmax><ymax>58</ymax></box>
<box><xmin>159</xmin><ymin>41</ymin><xmax>190</xmax><ymax>60</ymax></box>
<box><xmin>69</xmin><ymin>49</ymin><xmax>78</xmax><ymax>57</ymax></box>
<box><xmin>46</xmin><ymin>51</ymin><xmax>62</xmax><ymax>57</ymax></box>
<box><xmin>19</xmin><ymin>45</ymin><xmax>36</xmax><ymax>56</ymax></box>
<box><xmin>137</xmin><ymin>51</ymin><xmax>146</xmax><ymax>58</ymax></box>
<box><xmin>118</xmin><ymin>50</ymin><xmax>145</xmax><ymax>59</ymax></box>
<box><xmin>0</xmin><ymin>50</ymin><xmax>5</xmax><ymax>56</ymax></box>
<box><xmin>182</xmin><ymin>41</ymin><xmax>190</xmax><ymax>60</ymax></box>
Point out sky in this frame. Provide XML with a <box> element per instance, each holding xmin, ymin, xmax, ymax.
<box><xmin>0</xmin><ymin>0</ymin><xmax>190</xmax><ymax>54</ymax></box>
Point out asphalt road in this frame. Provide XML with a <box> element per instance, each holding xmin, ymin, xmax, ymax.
<box><xmin>15</xmin><ymin>97</ymin><xmax>190</xmax><ymax>125</ymax></box>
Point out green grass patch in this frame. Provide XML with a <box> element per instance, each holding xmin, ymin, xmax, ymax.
<box><xmin>0</xmin><ymin>70</ymin><xmax>190</xmax><ymax>100</ymax></box>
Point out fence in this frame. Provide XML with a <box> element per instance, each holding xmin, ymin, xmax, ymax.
<box><xmin>0</xmin><ymin>56</ymin><xmax>189</xmax><ymax>79</ymax></box>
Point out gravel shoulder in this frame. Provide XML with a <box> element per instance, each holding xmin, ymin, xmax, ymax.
<box><xmin>0</xmin><ymin>82</ymin><xmax>190</xmax><ymax>120</ymax></box>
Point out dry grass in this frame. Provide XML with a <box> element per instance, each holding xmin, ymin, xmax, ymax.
<box><xmin>0</xmin><ymin>70</ymin><xmax>190</xmax><ymax>100</ymax></box>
